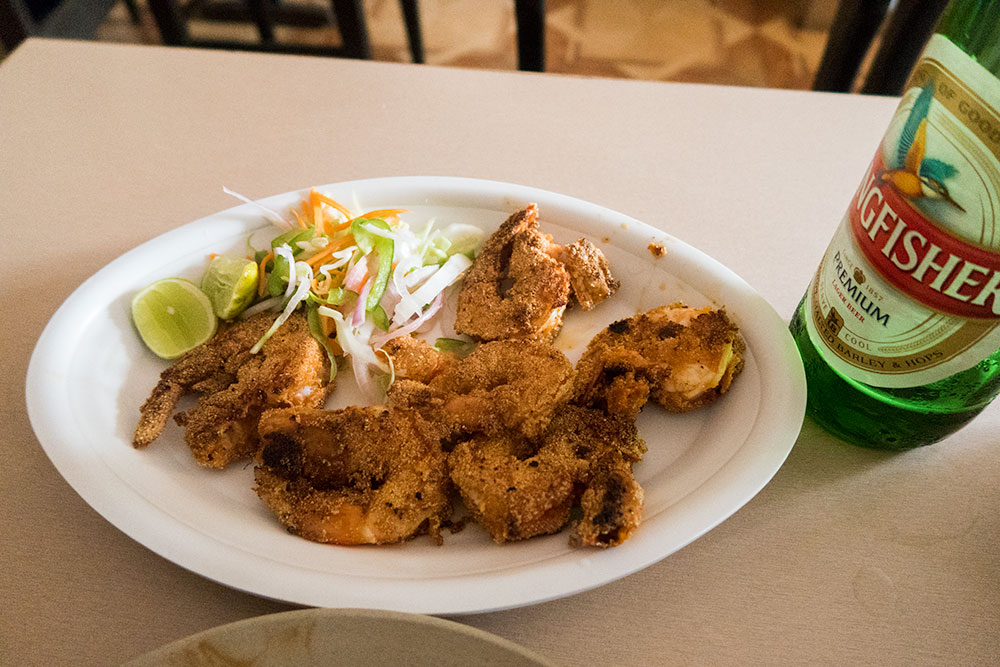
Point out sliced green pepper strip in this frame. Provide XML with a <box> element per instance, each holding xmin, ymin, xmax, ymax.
<box><xmin>271</xmin><ymin>228</ymin><xmax>315</xmax><ymax>255</ymax></box>
<box><xmin>306</xmin><ymin>302</ymin><xmax>338</xmax><ymax>382</ymax></box>
<box><xmin>351</xmin><ymin>218</ymin><xmax>394</xmax><ymax>312</ymax></box>
<box><xmin>372</xmin><ymin>304</ymin><xmax>390</xmax><ymax>331</ymax></box>
<box><xmin>307</xmin><ymin>287</ymin><xmax>347</xmax><ymax>307</ymax></box>
<box><xmin>267</xmin><ymin>254</ymin><xmax>291</xmax><ymax>297</ymax></box>
<box><xmin>434</xmin><ymin>337</ymin><xmax>476</xmax><ymax>358</ymax></box>
<box><xmin>350</xmin><ymin>217</ymin><xmax>383</xmax><ymax>254</ymax></box>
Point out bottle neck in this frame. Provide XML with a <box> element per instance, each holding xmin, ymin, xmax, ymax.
<box><xmin>936</xmin><ymin>0</ymin><xmax>1000</xmax><ymax>72</ymax></box>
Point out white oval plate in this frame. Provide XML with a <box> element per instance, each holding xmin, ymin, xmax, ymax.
<box><xmin>125</xmin><ymin>608</ymin><xmax>556</xmax><ymax>666</ymax></box>
<box><xmin>26</xmin><ymin>177</ymin><xmax>805</xmax><ymax>614</ymax></box>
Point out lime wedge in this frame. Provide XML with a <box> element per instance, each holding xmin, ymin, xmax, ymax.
<box><xmin>201</xmin><ymin>255</ymin><xmax>259</xmax><ymax>320</ymax></box>
<box><xmin>131</xmin><ymin>278</ymin><xmax>218</xmax><ymax>359</ymax></box>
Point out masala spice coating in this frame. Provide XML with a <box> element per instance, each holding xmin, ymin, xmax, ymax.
<box><xmin>387</xmin><ymin>338</ymin><xmax>575</xmax><ymax>439</ymax></box>
<box><xmin>134</xmin><ymin>311</ymin><xmax>332</xmax><ymax>468</ymax></box>
<box><xmin>254</xmin><ymin>406</ymin><xmax>451</xmax><ymax>545</ymax></box>
<box><xmin>560</xmin><ymin>238</ymin><xmax>620</xmax><ymax>311</ymax></box>
<box><xmin>574</xmin><ymin>303</ymin><xmax>745</xmax><ymax>419</ymax></box>
<box><xmin>454</xmin><ymin>204</ymin><xmax>571</xmax><ymax>343</ymax></box>
<box><xmin>448</xmin><ymin>405</ymin><xmax>646</xmax><ymax>546</ymax></box>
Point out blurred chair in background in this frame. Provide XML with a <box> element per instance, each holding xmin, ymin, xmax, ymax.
<box><xmin>0</xmin><ymin>0</ymin><xmax>139</xmax><ymax>52</ymax></box>
<box><xmin>514</xmin><ymin>0</ymin><xmax>543</xmax><ymax>71</ymax></box>
<box><xmin>813</xmin><ymin>0</ymin><xmax>950</xmax><ymax>95</ymax></box>
<box><xmin>146</xmin><ymin>0</ymin><xmax>423</xmax><ymax>61</ymax></box>
<box><xmin>146</xmin><ymin>0</ymin><xmax>544</xmax><ymax>71</ymax></box>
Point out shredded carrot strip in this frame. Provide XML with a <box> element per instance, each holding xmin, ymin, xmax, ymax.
<box><xmin>306</xmin><ymin>190</ymin><xmax>326</xmax><ymax>235</ymax></box>
<box><xmin>328</xmin><ymin>219</ymin><xmax>353</xmax><ymax>233</ymax></box>
<box><xmin>314</xmin><ymin>192</ymin><xmax>354</xmax><ymax>221</ymax></box>
<box><xmin>314</xmin><ymin>202</ymin><xmax>326</xmax><ymax>234</ymax></box>
<box><xmin>292</xmin><ymin>209</ymin><xmax>308</xmax><ymax>230</ymax></box>
<box><xmin>358</xmin><ymin>208</ymin><xmax>408</xmax><ymax>221</ymax></box>
<box><xmin>257</xmin><ymin>250</ymin><xmax>274</xmax><ymax>297</ymax></box>
<box><xmin>306</xmin><ymin>234</ymin><xmax>354</xmax><ymax>268</ymax></box>
<box><xmin>209</xmin><ymin>253</ymin><xmax>219</xmax><ymax>259</ymax></box>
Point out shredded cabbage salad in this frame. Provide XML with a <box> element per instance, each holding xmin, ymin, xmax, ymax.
<box><xmin>227</xmin><ymin>187</ymin><xmax>483</xmax><ymax>399</ymax></box>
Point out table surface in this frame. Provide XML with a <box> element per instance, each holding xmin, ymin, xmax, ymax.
<box><xmin>2</xmin><ymin>38</ymin><xmax>998</xmax><ymax>667</ymax></box>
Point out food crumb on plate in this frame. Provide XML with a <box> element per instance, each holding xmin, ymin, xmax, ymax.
<box><xmin>648</xmin><ymin>242</ymin><xmax>666</xmax><ymax>258</ymax></box>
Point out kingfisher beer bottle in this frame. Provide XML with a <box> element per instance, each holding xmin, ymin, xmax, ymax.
<box><xmin>790</xmin><ymin>0</ymin><xmax>1000</xmax><ymax>449</ymax></box>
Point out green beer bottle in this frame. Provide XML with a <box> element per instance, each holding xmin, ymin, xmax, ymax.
<box><xmin>790</xmin><ymin>0</ymin><xmax>1000</xmax><ymax>450</ymax></box>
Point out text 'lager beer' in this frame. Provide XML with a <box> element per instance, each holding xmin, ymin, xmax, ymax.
<box><xmin>790</xmin><ymin>0</ymin><xmax>1000</xmax><ymax>449</ymax></box>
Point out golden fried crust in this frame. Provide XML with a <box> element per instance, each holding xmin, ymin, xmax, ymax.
<box><xmin>448</xmin><ymin>405</ymin><xmax>645</xmax><ymax>546</ymax></box>
<box><xmin>449</xmin><ymin>434</ymin><xmax>586</xmax><ymax>544</ymax></box>
<box><xmin>541</xmin><ymin>406</ymin><xmax>645</xmax><ymax>547</ymax></box>
<box><xmin>133</xmin><ymin>311</ymin><xmax>275</xmax><ymax>448</ymax></box>
<box><xmin>382</xmin><ymin>335</ymin><xmax>453</xmax><ymax>384</ymax></box>
<box><xmin>572</xmin><ymin>456</ymin><xmax>644</xmax><ymax>548</ymax></box>
<box><xmin>177</xmin><ymin>312</ymin><xmax>331</xmax><ymax>468</ymax></box>
<box><xmin>574</xmin><ymin>304</ymin><xmax>745</xmax><ymax>419</ymax></box>
<box><xmin>544</xmin><ymin>405</ymin><xmax>647</xmax><ymax>464</ymax></box>
<box><xmin>134</xmin><ymin>311</ymin><xmax>332</xmax><ymax>470</ymax></box>
<box><xmin>455</xmin><ymin>205</ymin><xmax>571</xmax><ymax>343</ymax></box>
<box><xmin>388</xmin><ymin>340</ymin><xmax>575</xmax><ymax>439</ymax></box>
<box><xmin>254</xmin><ymin>406</ymin><xmax>451</xmax><ymax>545</ymax></box>
<box><xmin>560</xmin><ymin>238</ymin><xmax>619</xmax><ymax>311</ymax></box>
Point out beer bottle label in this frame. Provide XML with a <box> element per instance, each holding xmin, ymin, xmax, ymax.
<box><xmin>804</xmin><ymin>35</ymin><xmax>1000</xmax><ymax>388</ymax></box>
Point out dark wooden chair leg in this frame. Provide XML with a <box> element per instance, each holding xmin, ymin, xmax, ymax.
<box><xmin>123</xmin><ymin>0</ymin><xmax>142</xmax><ymax>25</ymax></box>
<box><xmin>147</xmin><ymin>0</ymin><xmax>189</xmax><ymax>45</ymax></box>
<box><xmin>859</xmin><ymin>0</ymin><xmax>950</xmax><ymax>95</ymax></box>
<box><xmin>400</xmin><ymin>0</ymin><xmax>423</xmax><ymax>64</ymax></box>
<box><xmin>330</xmin><ymin>0</ymin><xmax>371</xmax><ymax>59</ymax></box>
<box><xmin>247</xmin><ymin>0</ymin><xmax>275</xmax><ymax>44</ymax></box>
<box><xmin>813</xmin><ymin>0</ymin><xmax>891</xmax><ymax>92</ymax></box>
<box><xmin>514</xmin><ymin>0</ymin><xmax>544</xmax><ymax>72</ymax></box>
<box><xmin>0</xmin><ymin>0</ymin><xmax>32</xmax><ymax>51</ymax></box>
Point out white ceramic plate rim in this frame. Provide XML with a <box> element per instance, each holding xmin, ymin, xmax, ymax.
<box><xmin>26</xmin><ymin>176</ymin><xmax>805</xmax><ymax>614</ymax></box>
<box><xmin>124</xmin><ymin>608</ymin><xmax>557</xmax><ymax>666</ymax></box>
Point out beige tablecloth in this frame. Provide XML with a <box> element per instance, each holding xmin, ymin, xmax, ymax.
<box><xmin>1</xmin><ymin>38</ymin><xmax>997</xmax><ymax>666</ymax></box>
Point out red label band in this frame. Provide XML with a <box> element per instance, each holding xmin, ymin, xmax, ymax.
<box><xmin>848</xmin><ymin>153</ymin><xmax>1000</xmax><ymax>319</ymax></box>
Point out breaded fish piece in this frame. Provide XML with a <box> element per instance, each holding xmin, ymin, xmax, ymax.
<box><xmin>388</xmin><ymin>339</ymin><xmax>575</xmax><ymax>439</ymax></box>
<box><xmin>574</xmin><ymin>303</ymin><xmax>745</xmax><ymax>419</ymax></box>
<box><xmin>573</xmin><ymin>454</ymin><xmax>645</xmax><ymax>548</ymax></box>
<box><xmin>560</xmin><ymin>238</ymin><xmax>619</xmax><ymax>311</ymax></box>
<box><xmin>134</xmin><ymin>311</ymin><xmax>332</xmax><ymax>468</ymax></box>
<box><xmin>449</xmin><ymin>405</ymin><xmax>645</xmax><ymax>546</ymax></box>
<box><xmin>449</xmin><ymin>433</ymin><xmax>586</xmax><ymax>544</ymax></box>
<box><xmin>455</xmin><ymin>205</ymin><xmax>571</xmax><ymax>343</ymax></box>
<box><xmin>133</xmin><ymin>311</ymin><xmax>274</xmax><ymax>448</ymax></box>
<box><xmin>544</xmin><ymin>406</ymin><xmax>645</xmax><ymax>548</ymax></box>
<box><xmin>382</xmin><ymin>335</ymin><xmax>454</xmax><ymax>384</ymax></box>
<box><xmin>254</xmin><ymin>406</ymin><xmax>451</xmax><ymax>545</ymax></box>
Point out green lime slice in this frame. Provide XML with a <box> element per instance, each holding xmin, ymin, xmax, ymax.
<box><xmin>131</xmin><ymin>278</ymin><xmax>218</xmax><ymax>359</ymax></box>
<box><xmin>201</xmin><ymin>255</ymin><xmax>259</xmax><ymax>320</ymax></box>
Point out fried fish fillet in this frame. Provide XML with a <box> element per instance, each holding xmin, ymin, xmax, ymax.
<box><xmin>448</xmin><ymin>405</ymin><xmax>645</xmax><ymax>546</ymax></box>
<box><xmin>134</xmin><ymin>311</ymin><xmax>332</xmax><ymax>468</ymax></box>
<box><xmin>560</xmin><ymin>238</ymin><xmax>620</xmax><ymax>311</ymax></box>
<box><xmin>455</xmin><ymin>205</ymin><xmax>571</xmax><ymax>343</ymax></box>
<box><xmin>573</xmin><ymin>303</ymin><xmax>745</xmax><ymax>419</ymax></box>
<box><xmin>388</xmin><ymin>338</ymin><xmax>575</xmax><ymax>439</ymax></box>
<box><xmin>448</xmin><ymin>433</ymin><xmax>586</xmax><ymax>543</ymax></box>
<box><xmin>382</xmin><ymin>335</ymin><xmax>454</xmax><ymax>384</ymax></box>
<box><xmin>254</xmin><ymin>406</ymin><xmax>451</xmax><ymax>545</ymax></box>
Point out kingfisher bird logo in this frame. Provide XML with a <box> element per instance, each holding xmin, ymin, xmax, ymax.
<box><xmin>878</xmin><ymin>81</ymin><xmax>966</xmax><ymax>213</ymax></box>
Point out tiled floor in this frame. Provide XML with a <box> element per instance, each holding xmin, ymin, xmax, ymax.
<box><xmin>96</xmin><ymin>0</ymin><xmax>838</xmax><ymax>90</ymax></box>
